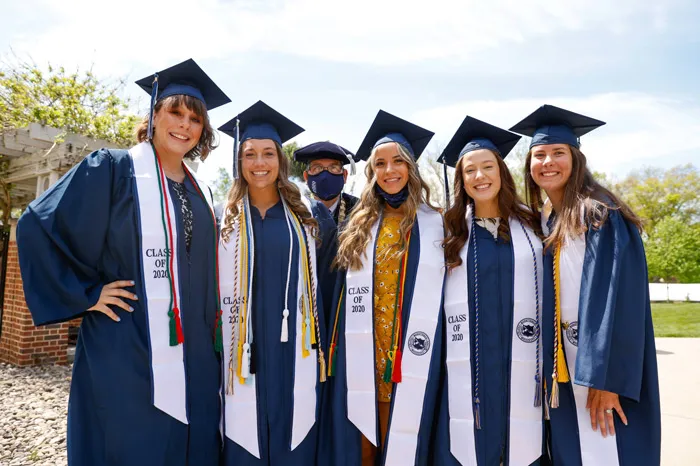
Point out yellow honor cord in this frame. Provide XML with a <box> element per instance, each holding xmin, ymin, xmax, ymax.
<box><xmin>237</xmin><ymin>211</ymin><xmax>250</xmax><ymax>385</ymax></box>
<box><xmin>553</xmin><ymin>244</ymin><xmax>570</xmax><ymax>383</ymax></box>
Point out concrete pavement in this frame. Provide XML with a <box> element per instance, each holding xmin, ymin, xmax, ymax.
<box><xmin>656</xmin><ymin>338</ymin><xmax>700</xmax><ymax>465</ymax></box>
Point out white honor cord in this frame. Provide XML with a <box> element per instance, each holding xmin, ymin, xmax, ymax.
<box><xmin>280</xmin><ymin>197</ymin><xmax>294</xmax><ymax>343</ymax></box>
<box><xmin>241</xmin><ymin>195</ymin><xmax>256</xmax><ymax>378</ymax></box>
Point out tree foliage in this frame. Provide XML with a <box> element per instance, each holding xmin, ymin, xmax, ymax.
<box><xmin>615</xmin><ymin>164</ymin><xmax>700</xmax><ymax>232</ymax></box>
<box><xmin>212</xmin><ymin>166</ymin><xmax>232</xmax><ymax>204</ymax></box>
<box><xmin>0</xmin><ymin>55</ymin><xmax>140</xmax><ymax>146</ymax></box>
<box><xmin>644</xmin><ymin>217</ymin><xmax>700</xmax><ymax>283</ymax></box>
<box><xmin>283</xmin><ymin>141</ymin><xmax>305</xmax><ymax>180</ymax></box>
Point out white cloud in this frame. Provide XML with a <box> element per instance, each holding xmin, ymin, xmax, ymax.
<box><xmin>411</xmin><ymin>92</ymin><xmax>700</xmax><ymax>175</ymax></box>
<box><xmin>8</xmin><ymin>0</ymin><xmax>684</xmax><ymax>69</ymax></box>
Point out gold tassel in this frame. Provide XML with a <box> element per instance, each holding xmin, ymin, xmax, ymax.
<box><xmin>227</xmin><ymin>362</ymin><xmax>235</xmax><ymax>395</ymax></box>
<box><xmin>318</xmin><ymin>349</ymin><xmax>327</xmax><ymax>383</ymax></box>
<box><xmin>550</xmin><ymin>378</ymin><xmax>560</xmax><ymax>409</ymax></box>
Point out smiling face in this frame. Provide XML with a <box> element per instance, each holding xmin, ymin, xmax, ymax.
<box><xmin>151</xmin><ymin>103</ymin><xmax>203</xmax><ymax>158</ymax></box>
<box><xmin>372</xmin><ymin>142</ymin><xmax>410</xmax><ymax>194</ymax></box>
<box><xmin>240</xmin><ymin>139</ymin><xmax>280</xmax><ymax>193</ymax></box>
<box><xmin>529</xmin><ymin>143</ymin><xmax>573</xmax><ymax>199</ymax></box>
<box><xmin>461</xmin><ymin>149</ymin><xmax>502</xmax><ymax>206</ymax></box>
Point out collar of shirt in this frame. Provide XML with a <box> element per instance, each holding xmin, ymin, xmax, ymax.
<box><xmin>328</xmin><ymin>197</ymin><xmax>340</xmax><ymax>214</ymax></box>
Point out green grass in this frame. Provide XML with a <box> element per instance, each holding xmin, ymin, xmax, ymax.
<box><xmin>652</xmin><ymin>302</ymin><xmax>700</xmax><ymax>337</ymax></box>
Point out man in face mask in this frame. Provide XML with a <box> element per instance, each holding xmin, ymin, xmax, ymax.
<box><xmin>294</xmin><ymin>141</ymin><xmax>359</xmax><ymax>229</ymax></box>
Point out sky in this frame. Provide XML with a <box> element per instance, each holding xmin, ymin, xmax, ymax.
<box><xmin>2</xmin><ymin>0</ymin><xmax>699</xmax><ymax>185</ymax></box>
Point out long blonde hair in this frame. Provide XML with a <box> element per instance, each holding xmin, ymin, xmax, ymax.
<box><xmin>221</xmin><ymin>141</ymin><xmax>317</xmax><ymax>242</ymax></box>
<box><xmin>335</xmin><ymin>143</ymin><xmax>438</xmax><ymax>271</ymax></box>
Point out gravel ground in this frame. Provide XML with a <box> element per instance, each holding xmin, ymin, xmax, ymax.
<box><xmin>0</xmin><ymin>363</ymin><xmax>70</xmax><ymax>466</ymax></box>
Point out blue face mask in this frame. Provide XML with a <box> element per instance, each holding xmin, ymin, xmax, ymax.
<box><xmin>375</xmin><ymin>184</ymin><xmax>409</xmax><ymax>209</ymax></box>
<box><xmin>307</xmin><ymin>171</ymin><xmax>345</xmax><ymax>201</ymax></box>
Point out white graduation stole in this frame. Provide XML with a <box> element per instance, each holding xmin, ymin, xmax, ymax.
<box><xmin>131</xmin><ymin>141</ymin><xmax>215</xmax><ymax>424</ymax></box>
<box><xmin>218</xmin><ymin>198</ymin><xmax>318</xmax><ymax>459</ymax></box>
<box><xmin>344</xmin><ymin>205</ymin><xmax>444</xmax><ymax>465</ymax></box>
<box><xmin>444</xmin><ymin>210</ymin><xmax>543</xmax><ymax>466</ymax></box>
<box><xmin>557</xmin><ymin>230</ymin><xmax>621</xmax><ymax>466</ymax></box>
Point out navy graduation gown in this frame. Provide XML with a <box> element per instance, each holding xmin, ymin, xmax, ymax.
<box><xmin>222</xmin><ymin>199</ymin><xmax>336</xmax><ymax>466</ymax></box>
<box><xmin>16</xmin><ymin>149</ymin><xmax>221</xmax><ymax>466</ymax></box>
<box><xmin>434</xmin><ymin>224</ymin><xmax>543</xmax><ymax>466</ymax></box>
<box><xmin>325</xmin><ymin>220</ymin><xmax>445</xmax><ymax>466</ymax></box>
<box><xmin>542</xmin><ymin>210</ymin><xmax>661</xmax><ymax>466</ymax></box>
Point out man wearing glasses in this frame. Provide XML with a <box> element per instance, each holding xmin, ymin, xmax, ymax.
<box><xmin>294</xmin><ymin>141</ymin><xmax>359</xmax><ymax>229</ymax></box>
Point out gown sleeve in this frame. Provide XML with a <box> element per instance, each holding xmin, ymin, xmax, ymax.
<box><xmin>16</xmin><ymin>149</ymin><xmax>117</xmax><ymax>326</ymax></box>
<box><xmin>574</xmin><ymin>209</ymin><xmax>649</xmax><ymax>402</ymax></box>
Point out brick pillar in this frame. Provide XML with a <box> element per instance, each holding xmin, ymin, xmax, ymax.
<box><xmin>0</xmin><ymin>221</ymin><xmax>69</xmax><ymax>366</ymax></box>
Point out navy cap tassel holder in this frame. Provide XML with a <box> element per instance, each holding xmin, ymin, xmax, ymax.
<box><xmin>147</xmin><ymin>74</ymin><xmax>159</xmax><ymax>141</ymax></box>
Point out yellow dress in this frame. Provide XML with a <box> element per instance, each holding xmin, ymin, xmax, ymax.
<box><xmin>373</xmin><ymin>215</ymin><xmax>404</xmax><ymax>402</ymax></box>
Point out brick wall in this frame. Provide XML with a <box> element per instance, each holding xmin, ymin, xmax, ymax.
<box><xmin>0</xmin><ymin>236</ymin><xmax>70</xmax><ymax>366</ymax></box>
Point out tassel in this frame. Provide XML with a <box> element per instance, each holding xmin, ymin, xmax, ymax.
<box><xmin>241</xmin><ymin>342</ymin><xmax>251</xmax><ymax>379</ymax></box>
<box><xmin>474</xmin><ymin>398</ymin><xmax>482</xmax><ymax>430</ymax></box>
<box><xmin>544</xmin><ymin>387</ymin><xmax>551</xmax><ymax>420</ymax></box>
<box><xmin>383</xmin><ymin>351</ymin><xmax>394</xmax><ymax>384</ymax></box>
<box><xmin>318</xmin><ymin>350</ymin><xmax>327</xmax><ymax>383</ymax></box>
<box><xmin>214</xmin><ymin>310</ymin><xmax>223</xmax><ymax>353</ymax></box>
<box><xmin>226</xmin><ymin>362</ymin><xmax>235</xmax><ymax>396</ymax></box>
<box><xmin>391</xmin><ymin>349</ymin><xmax>403</xmax><ymax>383</ymax></box>
<box><xmin>280</xmin><ymin>309</ymin><xmax>289</xmax><ymax>343</ymax></box>
<box><xmin>534</xmin><ymin>375</ymin><xmax>542</xmax><ymax>408</ymax></box>
<box><xmin>249</xmin><ymin>342</ymin><xmax>257</xmax><ymax>375</ymax></box>
<box><xmin>169</xmin><ymin>309</ymin><xmax>178</xmax><ymax>346</ymax></box>
<box><xmin>550</xmin><ymin>378</ymin><xmax>560</xmax><ymax>409</ymax></box>
<box><xmin>173</xmin><ymin>307</ymin><xmax>184</xmax><ymax>344</ymax></box>
<box><xmin>328</xmin><ymin>343</ymin><xmax>337</xmax><ymax>377</ymax></box>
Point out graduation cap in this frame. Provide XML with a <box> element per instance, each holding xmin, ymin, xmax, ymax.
<box><xmin>509</xmin><ymin>104</ymin><xmax>606</xmax><ymax>149</ymax></box>
<box><xmin>355</xmin><ymin>110</ymin><xmax>434</xmax><ymax>162</ymax></box>
<box><xmin>293</xmin><ymin>141</ymin><xmax>357</xmax><ymax>175</ymax></box>
<box><xmin>218</xmin><ymin>100</ymin><xmax>305</xmax><ymax>178</ymax></box>
<box><xmin>135</xmin><ymin>59</ymin><xmax>231</xmax><ymax>139</ymax></box>
<box><xmin>438</xmin><ymin>116</ymin><xmax>521</xmax><ymax>168</ymax></box>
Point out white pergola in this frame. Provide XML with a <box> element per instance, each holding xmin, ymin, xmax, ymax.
<box><xmin>1</xmin><ymin>123</ymin><xmax>114</xmax><ymax>212</ymax></box>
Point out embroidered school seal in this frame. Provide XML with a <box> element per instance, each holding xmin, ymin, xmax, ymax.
<box><xmin>565</xmin><ymin>321</ymin><xmax>579</xmax><ymax>347</ymax></box>
<box><xmin>516</xmin><ymin>317</ymin><xmax>539</xmax><ymax>343</ymax></box>
<box><xmin>408</xmin><ymin>331</ymin><xmax>430</xmax><ymax>356</ymax></box>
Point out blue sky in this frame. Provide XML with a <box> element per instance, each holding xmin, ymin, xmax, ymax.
<box><xmin>2</xmin><ymin>0</ymin><xmax>699</xmax><ymax>185</ymax></box>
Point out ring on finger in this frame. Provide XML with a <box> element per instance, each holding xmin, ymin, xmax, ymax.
<box><xmin>604</xmin><ymin>409</ymin><xmax>613</xmax><ymax>414</ymax></box>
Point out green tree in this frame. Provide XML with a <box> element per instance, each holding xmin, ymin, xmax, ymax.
<box><xmin>0</xmin><ymin>56</ymin><xmax>140</xmax><ymax>146</ymax></box>
<box><xmin>212</xmin><ymin>166</ymin><xmax>232</xmax><ymax>204</ymax></box>
<box><xmin>644</xmin><ymin>217</ymin><xmax>700</xmax><ymax>283</ymax></box>
<box><xmin>615</xmin><ymin>164</ymin><xmax>700</xmax><ymax>231</ymax></box>
<box><xmin>504</xmin><ymin>140</ymin><xmax>529</xmax><ymax>200</ymax></box>
<box><xmin>283</xmin><ymin>141</ymin><xmax>305</xmax><ymax>180</ymax></box>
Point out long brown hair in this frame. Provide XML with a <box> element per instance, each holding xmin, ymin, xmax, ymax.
<box><xmin>335</xmin><ymin>143</ymin><xmax>439</xmax><ymax>271</ymax></box>
<box><xmin>220</xmin><ymin>142</ymin><xmax>317</xmax><ymax>242</ymax></box>
<box><xmin>444</xmin><ymin>152</ymin><xmax>541</xmax><ymax>271</ymax></box>
<box><xmin>135</xmin><ymin>95</ymin><xmax>218</xmax><ymax>161</ymax></box>
<box><xmin>524</xmin><ymin>145</ymin><xmax>642</xmax><ymax>249</ymax></box>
